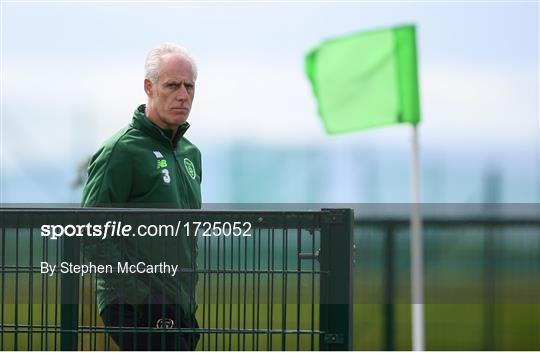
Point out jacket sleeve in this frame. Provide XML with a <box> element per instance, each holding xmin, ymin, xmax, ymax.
<box><xmin>81</xmin><ymin>141</ymin><xmax>151</xmax><ymax>304</ymax></box>
<box><xmin>81</xmin><ymin>141</ymin><xmax>133</xmax><ymax>207</ymax></box>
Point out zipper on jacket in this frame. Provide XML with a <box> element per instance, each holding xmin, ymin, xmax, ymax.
<box><xmin>154</xmin><ymin>124</ymin><xmax>193</xmax><ymax>209</ymax></box>
<box><xmin>171</xmin><ymin>143</ymin><xmax>191</xmax><ymax>209</ymax></box>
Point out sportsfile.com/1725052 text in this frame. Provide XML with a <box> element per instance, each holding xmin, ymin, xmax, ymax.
<box><xmin>40</xmin><ymin>221</ymin><xmax>253</xmax><ymax>240</ymax></box>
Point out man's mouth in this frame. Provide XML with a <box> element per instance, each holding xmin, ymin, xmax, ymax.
<box><xmin>171</xmin><ymin>108</ymin><xmax>189</xmax><ymax>114</ymax></box>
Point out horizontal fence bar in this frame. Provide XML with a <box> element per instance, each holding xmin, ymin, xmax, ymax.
<box><xmin>0</xmin><ymin>325</ymin><xmax>323</xmax><ymax>335</ymax></box>
<box><xmin>0</xmin><ymin>267</ymin><xmax>327</xmax><ymax>275</ymax></box>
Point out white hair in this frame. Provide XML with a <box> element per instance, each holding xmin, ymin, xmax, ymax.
<box><xmin>144</xmin><ymin>43</ymin><xmax>198</xmax><ymax>84</ymax></box>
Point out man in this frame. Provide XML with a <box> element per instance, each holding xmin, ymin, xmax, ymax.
<box><xmin>81</xmin><ymin>43</ymin><xmax>201</xmax><ymax>350</ymax></box>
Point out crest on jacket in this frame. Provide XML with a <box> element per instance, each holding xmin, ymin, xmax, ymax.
<box><xmin>183</xmin><ymin>158</ymin><xmax>196</xmax><ymax>179</ymax></box>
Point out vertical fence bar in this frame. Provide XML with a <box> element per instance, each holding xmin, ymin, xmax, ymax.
<box><xmin>237</xmin><ymin>227</ymin><xmax>242</xmax><ymax>350</ymax></box>
<box><xmin>0</xmin><ymin>217</ymin><xmax>4</xmax><ymax>351</ymax></box>
<box><xmin>269</xmin><ymin>227</ymin><xmax>275</xmax><ymax>350</ymax></box>
<box><xmin>15</xmin><ymin>220</ymin><xmax>19</xmax><ymax>351</ymax></box>
<box><xmin>205</xmin><ymin>233</ymin><xmax>211</xmax><ymax>350</ymax></box>
<box><xmin>90</xmin><ymin>271</ymin><xmax>96</xmax><ymax>350</ymax></box>
<box><xmin>28</xmin><ymin>222</ymin><xmax>34</xmax><ymax>351</ymax></box>
<box><xmin>483</xmin><ymin>225</ymin><xmax>495</xmax><ymax>350</ymax></box>
<box><xmin>80</xmin><ymin>240</ymin><xmax>85</xmax><ymax>351</ymax></box>
<box><xmin>55</xmin><ymin>232</ymin><xmax>61</xmax><ymax>350</ymax></box>
<box><xmin>310</xmin><ymin>226</ymin><xmax>315</xmax><ymax>351</ymax></box>
<box><xmin>383</xmin><ymin>226</ymin><xmax>395</xmax><ymax>351</ymax></box>
<box><xmin>255</xmin><ymin>227</ymin><xmax>261</xmax><ymax>350</ymax></box>
<box><xmin>281</xmin><ymin>227</ymin><xmax>288</xmax><ymax>351</ymax></box>
<box><xmin>266</xmin><ymin>227</ymin><xmax>272</xmax><ymax>349</ymax></box>
<box><xmin>228</xmin><ymin>232</ymin><xmax>233</xmax><ymax>351</ymax></box>
<box><xmin>242</xmin><ymin>233</ymin><xmax>247</xmax><ymax>351</ymax></box>
<box><xmin>221</xmin><ymin>233</ymin><xmax>226</xmax><ymax>349</ymax></box>
<box><xmin>236</xmin><ymin>228</ymin><xmax>240</xmax><ymax>349</ymax></box>
<box><xmin>60</xmin><ymin>233</ymin><xmax>80</xmax><ymax>350</ymax></box>
<box><xmin>251</xmin><ymin>227</ymin><xmax>257</xmax><ymax>351</ymax></box>
<box><xmin>319</xmin><ymin>209</ymin><xmax>353</xmax><ymax>351</ymax></box>
<box><xmin>202</xmin><ymin>229</ymin><xmax>208</xmax><ymax>350</ymax></box>
<box><xmin>296</xmin><ymin>227</ymin><xmax>301</xmax><ymax>351</ymax></box>
<box><xmin>41</xmin><ymin>219</ymin><xmax>46</xmax><ymax>349</ymax></box>
<box><xmin>216</xmin><ymin>233</ymin><xmax>221</xmax><ymax>349</ymax></box>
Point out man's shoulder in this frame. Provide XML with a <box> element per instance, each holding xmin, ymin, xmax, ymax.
<box><xmin>90</xmin><ymin>125</ymin><xmax>139</xmax><ymax>165</ymax></box>
<box><xmin>101</xmin><ymin>125</ymin><xmax>128</xmax><ymax>146</ymax></box>
<box><xmin>97</xmin><ymin>123</ymin><xmax>150</xmax><ymax>155</ymax></box>
<box><xmin>179</xmin><ymin>137</ymin><xmax>201</xmax><ymax>154</ymax></box>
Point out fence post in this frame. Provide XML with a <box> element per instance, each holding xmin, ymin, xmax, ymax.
<box><xmin>60</xmin><ymin>234</ymin><xmax>80</xmax><ymax>350</ymax></box>
<box><xmin>483</xmin><ymin>225</ymin><xmax>496</xmax><ymax>350</ymax></box>
<box><xmin>383</xmin><ymin>226</ymin><xmax>395</xmax><ymax>351</ymax></box>
<box><xmin>319</xmin><ymin>208</ymin><xmax>354</xmax><ymax>350</ymax></box>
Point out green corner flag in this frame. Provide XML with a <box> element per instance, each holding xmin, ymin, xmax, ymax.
<box><xmin>305</xmin><ymin>24</ymin><xmax>421</xmax><ymax>134</ymax></box>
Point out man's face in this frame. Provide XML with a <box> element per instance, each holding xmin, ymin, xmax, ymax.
<box><xmin>144</xmin><ymin>53</ymin><xmax>195</xmax><ymax>131</ymax></box>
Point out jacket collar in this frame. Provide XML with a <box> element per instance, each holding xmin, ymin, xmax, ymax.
<box><xmin>131</xmin><ymin>104</ymin><xmax>190</xmax><ymax>149</ymax></box>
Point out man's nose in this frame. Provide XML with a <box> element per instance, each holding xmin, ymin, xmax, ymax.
<box><xmin>176</xmin><ymin>84</ymin><xmax>189</xmax><ymax>100</ymax></box>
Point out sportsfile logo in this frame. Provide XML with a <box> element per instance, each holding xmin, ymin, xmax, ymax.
<box><xmin>40</xmin><ymin>220</ymin><xmax>253</xmax><ymax>240</ymax></box>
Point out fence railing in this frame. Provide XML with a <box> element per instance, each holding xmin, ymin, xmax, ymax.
<box><xmin>354</xmin><ymin>213</ymin><xmax>540</xmax><ymax>350</ymax></box>
<box><xmin>2</xmin><ymin>207</ymin><xmax>539</xmax><ymax>350</ymax></box>
<box><xmin>0</xmin><ymin>208</ymin><xmax>354</xmax><ymax>351</ymax></box>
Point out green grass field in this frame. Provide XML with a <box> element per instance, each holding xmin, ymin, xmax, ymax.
<box><xmin>1</xmin><ymin>272</ymin><xmax>539</xmax><ymax>350</ymax></box>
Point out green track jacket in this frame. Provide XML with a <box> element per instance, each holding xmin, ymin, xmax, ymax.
<box><xmin>81</xmin><ymin>104</ymin><xmax>202</xmax><ymax>315</ymax></box>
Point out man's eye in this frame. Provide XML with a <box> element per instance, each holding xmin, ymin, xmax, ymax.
<box><xmin>166</xmin><ymin>82</ymin><xmax>194</xmax><ymax>90</ymax></box>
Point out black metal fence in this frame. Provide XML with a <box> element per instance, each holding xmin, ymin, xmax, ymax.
<box><xmin>0</xmin><ymin>208</ymin><xmax>354</xmax><ymax>351</ymax></box>
<box><xmin>2</xmin><ymin>207</ymin><xmax>539</xmax><ymax>350</ymax></box>
<box><xmin>354</xmin><ymin>212</ymin><xmax>540</xmax><ymax>350</ymax></box>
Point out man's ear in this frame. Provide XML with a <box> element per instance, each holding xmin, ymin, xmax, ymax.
<box><xmin>144</xmin><ymin>79</ymin><xmax>153</xmax><ymax>97</ymax></box>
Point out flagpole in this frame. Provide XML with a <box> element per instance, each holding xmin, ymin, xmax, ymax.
<box><xmin>410</xmin><ymin>123</ymin><xmax>424</xmax><ymax>351</ymax></box>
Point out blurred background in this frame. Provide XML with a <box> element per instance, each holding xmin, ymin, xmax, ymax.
<box><xmin>1</xmin><ymin>2</ymin><xmax>539</xmax><ymax>351</ymax></box>
<box><xmin>1</xmin><ymin>2</ymin><xmax>538</xmax><ymax>204</ymax></box>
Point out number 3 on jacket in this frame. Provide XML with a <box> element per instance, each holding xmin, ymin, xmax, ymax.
<box><xmin>161</xmin><ymin>169</ymin><xmax>171</xmax><ymax>184</ymax></box>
